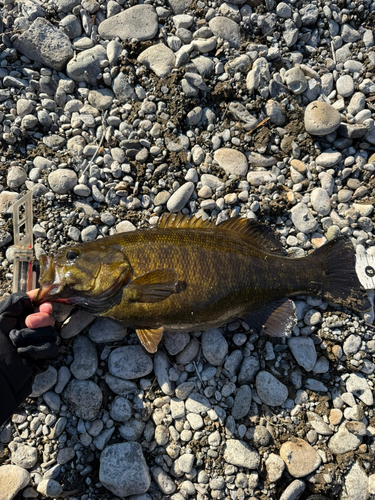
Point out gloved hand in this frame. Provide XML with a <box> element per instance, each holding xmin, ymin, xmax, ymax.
<box><xmin>0</xmin><ymin>290</ymin><xmax>58</xmax><ymax>360</ymax></box>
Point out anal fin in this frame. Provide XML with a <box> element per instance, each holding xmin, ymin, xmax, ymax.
<box><xmin>245</xmin><ymin>298</ymin><xmax>297</xmax><ymax>337</ymax></box>
<box><xmin>136</xmin><ymin>327</ymin><xmax>165</xmax><ymax>353</ymax></box>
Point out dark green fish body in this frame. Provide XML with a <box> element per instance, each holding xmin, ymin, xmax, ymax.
<box><xmin>36</xmin><ymin>213</ymin><xmax>371</xmax><ymax>352</ymax></box>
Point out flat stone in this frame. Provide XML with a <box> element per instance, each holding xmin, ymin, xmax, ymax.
<box><xmin>288</xmin><ymin>337</ymin><xmax>317</xmax><ymax>372</ymax></box>
<box><xmin>311</xmin><ymin>187</ymin><xmax>331</xmax><ymax>216</ymax></box>
<box><xmin>67</xmin><ymin>45</ymin><xmax>107</xmax><ymax>85</ymax></box>
<box><xmin>342</xmin><ymin>462</ymin><xmax>368</xmax><ymax>500</ymax></box>
<box><xmin>201</xmin><ymin>329</ymin><xmax>228</xmax><ymax>366</ymax></box>
<box><xmin>138</xmin><ymin>43</ymin><xmax>175</xmax><ymax>78</ymax></box>
<box><xmin>265</xmin><ymin>453</ymin><xmax>285</xmax><ymax>483</ymax></box>
<box><xmin>88</xmin><ymin>317</ymin><xmax>127</xmax><ymax>343</ymax></box>
<box><xmin>48</xmin><ymin>169</ymin><xmax>77</xmax><ymax>194</ymax></box>
<box><xmin>232</xmin><ymin>385</ymin><xmax>252</xmax><ymax>420</ymax></box>
<box><xmin>185</xmin><ymin>392</ymin><xmax>210</xmax><ymax>414</ymax></box>
<box><xmin>13</xmin><ymin>18</ymin><xmax>73</xmax><ymax>71</ymax></box>
<box><xmin>304</xmin><ymin>101</ymin><xmax>341</xmax><ymax>136</ymax></box>
<box><xmin>280</xmin><ymin>438</ymin><xmax>321</xmax><ymax>478</ymax></box>
<box><xmin>285</xmin><ymin>67</ymin><xmax>308</xmax><ymax>94</ymax></box>
<box><xmin>164</xmin><ymin>331</ymin><xmax>190</xmax><ymax>355</ymax></box>
<box><xmin>30</xmin><ymin>366</ymin><xmax>57</xmax><ymax>397</ymax></box>
<box><xmin>9</xmin><ymin>443</ymin><xmax>37</xmax><ymax>469</ymax></box>
<box><xmin>255</xmin><ymin>371</ymin><xmax>288</xmax><ymax>406</ymax></box>
<box><xmin>60</xmin><ymin>310</ymin><xmax>96</xmax><ymax>339</ymax></box>
<box><xmin>167</xmin><ymin>182</ymin><xmax>194</xmax><ymax>212</ymax></box>
<box><xmin>316</xmin><ymin>151</ymin><xmax>342</xmax><ymax>167</ymax></box>
<box><xmin>223</xmin><ymin>440</ymin><xmax>260</xmax><ymax>469</ymax></box>
<box><xmin>209</xmin><ymin>17</ymin><xmax>240</xmax><ymax>48</ymax></box>
<box><xmin>0</xmin><ymin>465</ymin><xmax>30</xmax><ymax>500</ymax></box>
<box><xmin>290</xmin><ymin>203</ymin><xmax>318</xmax><ymax>233</ymax></box>
<box><xmin>247</xmin><ymin>171</ymin><xmax>276</xmax><ymax>186</ymax></box>
<box><xmin>337</xmin><ymin>75</ymin><xmax>354</xmax><ymax>97</ymax></box>
<box><xmin>70</xmin><ymin>336</ymin><xmax>98</xmax><ymax>380</ymax></box>
<box><xmin>328</xmin><ymin>427</ymin><xmax>362</xmax><ymax>454</ymax></box>
<box><xmin>99</xmin><ymin>443</ymin><xmax>151</xmax><ymax>497</ymax></box>
<box><xmin>98</xmin><ymin>5</ymin><xmax>158</xmax><ymax>41</ymax></box>
<box><xmin>167</xmin><ymin>0</ymin><xmax>193</xmax><ymax>14</ymax></box>
<box><xmin>63</xmin><ymin>379</ymin><xmax>102</xmax><ymax>420</ymax></box>
<box><xmin>36</xmin><ymin>480</ymin><xmax>63</xmax><ymax>498</ymax></box>
<box><xmin>214</xmin><ymin>148</ymin><xmax>248</xmax><ymax>177</ymax></box>
<box><xmin>108</xmin><ymin>346</ymin><xmax>153</xmax><ymax>380</ymax></box>
<box><xmin>88</xmin><ymin>89</ymin><xmax>114</xmax><ymax>110</ymax></box>
<box><xmin>279</xmin><ymin>480</ymin><xmax>305</xmax><ymax>500</ymax></box>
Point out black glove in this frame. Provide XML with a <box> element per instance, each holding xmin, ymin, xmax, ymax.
<box><xmin>0</xmin><ymin>291</ymin><xmax>58</xmax><ymax>360</ymax></box>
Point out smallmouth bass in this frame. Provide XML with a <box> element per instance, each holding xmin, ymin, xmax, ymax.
<box><xmin>35</xmin><ymin>213</ymin><xmax>371</xmax><ymax>353</ymax></box>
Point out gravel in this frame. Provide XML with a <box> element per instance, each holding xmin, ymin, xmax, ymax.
<box><xmin>1</xmin><ymin>0</ymin><xmax>375</xmax><ymax>498</ymax></box>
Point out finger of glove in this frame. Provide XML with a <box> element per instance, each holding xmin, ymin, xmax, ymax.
<box><xmin>17</xmin><ymin>343</ymin><xmax>59</xmax><ymax>359</ymax></box>
<box><xmin>25</xmin><ymin>312</ymin><xmax>55</xmax><ymax>329</ymax></box>
<box><xmin>9</xmin><ymin>327</ymin><xmax>57</xmax><ymax>348</ymax></box>
<box><xmin>0</xmin><ymin>292</ymin><xmax>33</xmax><ymax>332</ymax></box>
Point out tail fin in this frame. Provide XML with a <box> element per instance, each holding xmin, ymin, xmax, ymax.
<box><xmin>309</xmin><ymin>237</ymin><xmax>371</xmax><ymax>313</ymax></box>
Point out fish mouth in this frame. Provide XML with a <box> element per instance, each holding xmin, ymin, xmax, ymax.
<box><xmin>34</xmin><ymin>254</ymin><xmax>128</xmax><ymax>313</ymax></box>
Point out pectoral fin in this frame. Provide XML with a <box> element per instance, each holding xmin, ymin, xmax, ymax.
<box><xmin>245</xmin><ymin>298</ymin><xmax>297</xmax><ymax>337</ymax></box>
<box><xmin>128</xmin><ymin>269</ymin><xmax>179</xmax><ymax>303</ymax></box>
<box><xmin>136</xmin><ymin>327</ymin><xmax>164</xmax><ymax>353</ymax></box>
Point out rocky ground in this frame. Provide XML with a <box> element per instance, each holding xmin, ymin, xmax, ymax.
<box><xmin>1</xmin><ymin>0</ymin><xmax>375</xmax><ymax>499</ymax></box>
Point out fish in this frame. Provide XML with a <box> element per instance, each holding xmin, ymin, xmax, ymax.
<box><xmin>35</xmin><ymin>212</ymin><xmax>371</xmax><ymax>353</ymax></box>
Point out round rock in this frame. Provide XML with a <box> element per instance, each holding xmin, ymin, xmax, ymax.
<box><xmin>223</xmin><ymin>439</ymin><xmax>260</xmax><ymax>469</ymax></box>
<box><xmin>70</xmin><ymin>335</ymin><xmax>98</xmax><ymax>380</ymax></box>
<box><xmin>201</xmin><ymin>329</ymin><xmax>228</xmax><ymax>366</ymax></box>
<box><xmin>310</xmin><ymin>188</ymin><xmax>331</xmax><ymax>216</ymax></box>
<box><xmin>99</xmin><ymin>443</ymin><xmax>151</xmax><ymax>497</ymax></box>
<box><xmin>304</xmin><ymin>101</ymin><xmax>341</xmax><ymax>136</ymax></box>
<box><xmin>280</xmin><ymin>438</ymin><xmax>321</xmax><ymax>478</ymax></box>
<box><xmin>167</xmin><ymin>182</ymin><xmax>194</xmax><ymax>212</ymax></box>
<box><xmin>48</xmin><ymin>169</ymin><xmax>77</xmax><ymax>194</ymax></box>
<box><xmin>63</xmin><ymin>379</ymin><xmax>103</xmax><ymax>420</ymax></box>
<box><xmin>0</xmin><ymin>465</ymin><xmax>30</xmax><ymax>500</ymax></box>
<box><xmin>108</xmin><ymin>346</ymin><xmax>153</xmax><ymax>380</ymax></box>
<box><xmin>290</xmin><ymin>202</ymin><xmax>318</xmax><ymax>233</ymax></box>
<box><xmin>214</xmin><ymin>148</ymin><xmax>248</xmax><ymax>177</ymax></box>
<box><xmin>98</xmin><ymin>5</ymin><xmax>158</xmax><ymax>41</ymax></box>
<box><xmin>255</xmin><ymin>371</ymin><xmax>288</xmax><ymax>406</ymax></box>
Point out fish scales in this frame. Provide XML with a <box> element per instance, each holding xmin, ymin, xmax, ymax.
<box><xmin>104</xmin><ymin>228</ymin><xmax>317</xmax><ymax>330</ymax></box>
<box><xmin>35</xmin><ymin>214</ymin><xmax>371</xmax><ymax>353</ymax></box>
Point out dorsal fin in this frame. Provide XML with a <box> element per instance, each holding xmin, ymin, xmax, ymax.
<box><xmin>218</xmin><ymin>218</ymin><xmax>286</xmax><ymax>255</ymax></box>
<box><xmin>157</xmin><ymin>213</ymin><xmax>285</xmax><ymax>255</ymax></box>
<box><xmin>157</xmin><ymin>212</ymin><xmax>215</xmax><ymax>229</ymax></box>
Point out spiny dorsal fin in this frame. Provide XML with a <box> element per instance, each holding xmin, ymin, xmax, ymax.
<box><xmin>157</xmin><ymin>212</ymin><xmax>215</xmax><ymax>230</ymax></box>
<box><xmin>218</xmin><ymin>218</ymin><xmax>286</xmax><ymax>255</ymax></box>
<box><xmin>157</xmin><ymin>213</ymin><xmax>285</xmax><ymax>255</ymax></box>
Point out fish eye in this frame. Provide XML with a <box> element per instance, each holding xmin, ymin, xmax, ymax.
<box><xmin>66</xmin><ymin>250</ymin><xmax>79</xmax><ymax>260</ymax></box>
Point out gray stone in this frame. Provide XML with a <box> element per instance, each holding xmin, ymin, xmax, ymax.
<box><xmin>328</xmin><ymin>427</ymin><xmax>362</xmax><ymax>454</ymax></box>
<box><xmin>343</xmin><ymin>334</ymin><xmax>361</xmax><ymax>356</ymax></box>
<box><xmin>70</xmin><ymin>336</ymin><xmax>98</xmax><ymax>380</ymax></box>
<box><xmin>246</xmin><ymin>57</ymin><xmax>270</xmax><ymax>92</ymax></box>
<box><xmin>209</xmin><ymin>17</ymin><xmax>240</xmax><ymax>48</ymax></box>
<box><xmin>255</xmin><ymin>371</ymin><xmax>288</xmax><ymax>406</ymax></box>
<box><xmin>98</xmin><ymin>5</ymin><xmax>158</xmax><ymax>41</ymax></box>
<box><xmin>88</xmin><ymin>89</ymin><xmax>114</xmax><ymax>111</ymax></box>
<box><xmin>109</xmin><ymin>397</ymin><xmax>132</xmax><ymax>422</ymax></box>
<box><xmin>67</xmin><ymin>46</ymin><xmax>107</xmax><ymax>86</ymax></box>
<box><xmin>337</xmin><ymin>75</ymin><xmax>354</xmax><ymax>97</ymax></box>
<box><xmin>167</xmin><ymin>182</ymin><xmax>194</xmax><ymax>212</ymax></box>
<box><xmin>48</xmin><ymin>169</ymin><xmax>77</xmax><ymax>194</ymax></box>
<box><xmin>201</xmin><ymin>329</ymin><xmax>228</xmax><ymax>366</ymax></box>
<box><xmin>290</xmin><ymin>203</ymin><xmax>318</xmax><ymax>233</ymax></box>
<box><xmin>164</xmin><ymin>331</ymin><xmax>190</xmax><ymax>355</ymax></box>
<box><xmin>311</xmin><ymin>187</ymin><xmax>331</xmax><ymax>216</ymax></box>
<box><xmin>185</xmin><ymin>392</ymin><xmax>210</xmax><ymax>414</ymax></box>
<box><xmin>342</xmin><ymin>461</ymin><xmax>368</xmax><ymax>500</ymax></box>
<box><xmin>285</xmin><ymin>67</ymin><xmax>308</xmax><ymax>94</ymax></box>
<box><xmin>154</xmin><ymin>350</ymin><xmax>175</xmax><ymax>395</ymax></box>
<box><xmin>152</xmin><ymin>467</ymin><xmax>176</xmax><ymax>495</ymax></box>
<box><xmin>304</xmin><ymin>101</ymin><xmax>341</xmax><ymax>136</ymax></box>
<box><xmin>9</xmin><ymin>443</ymin><xmax>37</xmax><ymax>469</ymax></box>
<box><xmin>232</xmin><ymin>385</ymin><xmax>252</xmax><ymax>420</ymax></box>
<box><xmin>88</xmin><ymin>317</ymin><xmax>127</xmax><ymax>343</ymax></box>
<box><xmin>167</xmin><ymin>0</ymin><xmax>193</xmax><ymax>14</ymax></box>
<box><xmin>238</xmin><ymin>356</ymin><xmax>260</xmax><ymax>383</ymax></box>
<box><xmin>60</xmin><ymin>14</ymin><xmax>82</xmax><ymax>40</ymax></box>
<box><xmin>316</xmin><ymin>152</ymin><xmax>342</xmax><ymax>167</ymax></box>
<box><xmin>13</xmin><ymin>18</ymin><xmax>73</xmax><ymax>71</ymax></box>
<box><xmin>113</xmin><ymin>73</ymin><xmax>137</xmax><ymax>102</ymax></box>
<box><xmin>214</xmin><ymin>148</ymin><xmax>248</xmax><ymax>177</ymax></box>
<box><xmin>279</xmin><ymin>480</ymin><xmax>305</xmax><ymax>500</ymax></box>
<box><xmin>223</xmin><ymin>440</ymin><xmax>260</xmax><ymax>469</ymax></box>
<box><xmin>100</xmin><ymin>443</ymin><xmax>151</xmax><ymax>497</ymax></box>
<box><xmin>288</xmin><ymin>337</ymin><xmax>317</xmax><ymax>371</ymax></box>
<box><xmin>60</xmin><ymin>310</ymin><xmax>96</xmax><ymax>340</ymax></box>
<box><xmin>37</xmin><ymin>480</ymin><xmax>63</xmax><ymax>498</ymax></box>
<box><xmin>31</xmin><ymin>366</ymin><xmax>57</xmax><ymax>397</ymax></box>
<box><xmin>0</xmin><ymin>465</ymin><xmax>30</xmax><ymax>500</ymax></box>
<box><xmin>341</xmin><ymin>24</ymin><xmax>361</xmax><ymax>43</ymax></box>
<box><xmin>63</xmin><ymin>379</ymin><xmax>102</xmax><ymax>420</ymax></box>
<box><xmin>138</xmin><ymin>44</ymin><xmax>175</xmax><ymax>78</ymax></box>
<box><xmin>108</xmin><ymin>346</ymin><xmax>153</xmax><ymax>380</ymax></box>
